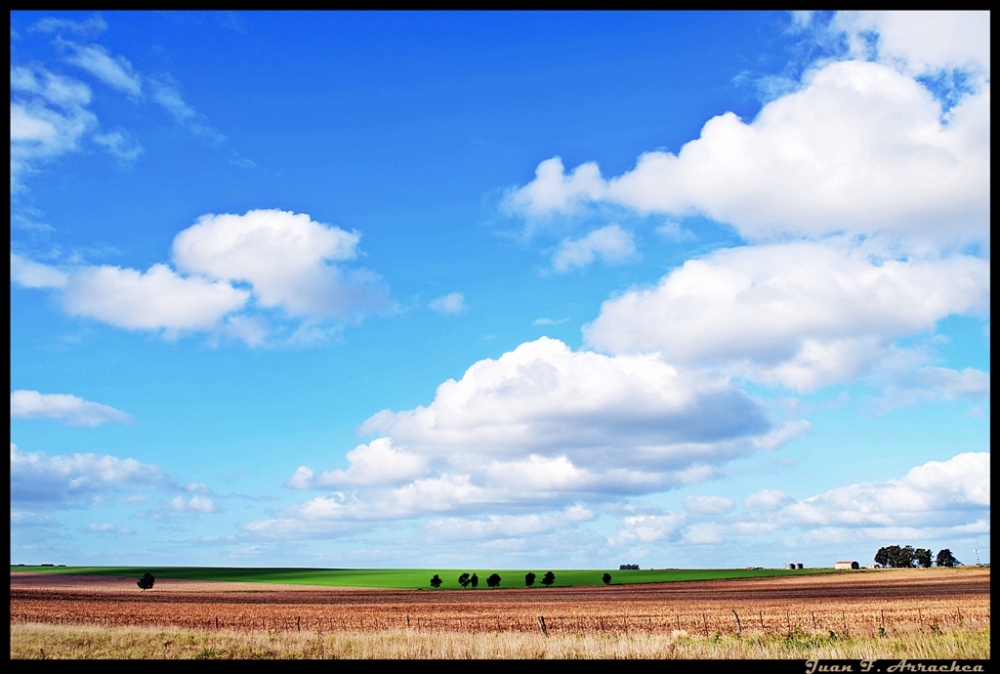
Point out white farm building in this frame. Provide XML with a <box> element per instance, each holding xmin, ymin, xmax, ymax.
<box><xmin>834</xmin><ymin>561</ymin><xmax>860</xmax><ymax>570</ymax></box>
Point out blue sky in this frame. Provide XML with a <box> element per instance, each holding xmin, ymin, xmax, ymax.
<box><xmin>11</xmin><ymin>11</ymin><xmax>990</xmax><ymax>569</ymax></box>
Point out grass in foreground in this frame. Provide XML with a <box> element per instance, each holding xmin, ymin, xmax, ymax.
<box><xmin>10</xmin><ymin>565</ymin><xmax>835</xmax><ymax>589</ymax></box>
<box><xmin>10</xmin><ymin>624</ymin><xmax>990</xmax><ymax>659</ymax></box>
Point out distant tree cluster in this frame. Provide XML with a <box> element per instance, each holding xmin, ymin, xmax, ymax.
<box><xmin>619</xmin><ymin>564</ymin><xmax>640</xmax><ymax>570</ymax></box>
<box><xmin>525</xmin><ymin>571</ymin><xmax>556</xmax><ymax>587</ymax></box>
<box><xmin>136</xmin><ymin>573</ymin><xmax>155</xmax><ymax>590</ymax></box>
<box><xmin>874</xmin><ymin>546</ymin><xmax>958</xmax><ymax>568</ymax></box>
<box><xmin>427</xmin><ymin>571</ymin><xmax>557</xmax><ymax>589</ymax></box>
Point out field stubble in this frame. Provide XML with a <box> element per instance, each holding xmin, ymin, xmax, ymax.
<box><xmin>10</xmin><ymin>568</ymin><xmax>990</xmax><ymax>659</ymax></box>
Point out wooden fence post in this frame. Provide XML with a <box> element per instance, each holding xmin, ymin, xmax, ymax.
<box><xmin>732</xmin><ymin>610</ymin><xmax>742</xmax><ymax>636</ymax></box>
<box><xmin>537</xmin><ymin>616</ymin><xmax>548</xmax><ymax>636</ymax></box>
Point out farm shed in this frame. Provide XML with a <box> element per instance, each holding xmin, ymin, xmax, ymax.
<box><xmin>835</xmin><ymin>561</ymin><xmax>860</xmax><ymax>570</ymax></box>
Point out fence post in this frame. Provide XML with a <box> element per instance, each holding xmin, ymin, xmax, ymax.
<box><xmin>537</xmin><ymin>616</ymin><xmax>548</xmax><ymax>636</ymax></box>
<box><xmin>732</xmin><ymin>610</ymin><xmax>742</xmax><ymax>636</ymax></box>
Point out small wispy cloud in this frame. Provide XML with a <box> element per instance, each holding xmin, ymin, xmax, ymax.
<box><xmin>552</xmin><ymin>224</ymin><xmax>636</xmax><ymax>273</ymax></box>
<box><xmin>29</xmin><ymin>15</ymin><xmax>107</xmax><ymax>37</ymax></box>
<box><xmin>58</xmin><ymin>39</ymin><xmax>142</xmax><ymax>97</ymax></box>
<box><xmin>429</xmin><ymin>292</ymin><xmax>466</xmax><ymax>314</ymax></box>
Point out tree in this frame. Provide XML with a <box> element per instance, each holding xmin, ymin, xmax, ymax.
<box><xmin>470</xmin><ymin>573</ymin><xmax>479</xmax><ymax>589</ymax></box>
<box><xmin>540</xmin><ymin>571</ymin><xmax>556</xmax><ymax>587</ymax></box>
<box><xmin>914</xmin><ymin>548</ymin><xmax>933</xmax><ymax>569</ymax></box>
<box><xmin>874</xmin><ymin>547</ymin><xmax>890</xmax><ymax>567</ymax></box>
<box><xmin>430</xmin><ymin>574</ymin><xmax>442</xmax><ymax>588</ymax></box>
<box><xmin>602</xmin><ymin>573</ymin><xmax>612</xmax><ymax>585</ymax></box>
<box><xmin>525</xmin><ymin>572</ymin><xmax>536</xmax><ymax>587</ymax></box>
<box><xmin>898</xmin><ymin>545</ymin><xmax>915</xmax><ymax>568</ymax></box>
<box><xmin>458</xmin><ymin>573</ymin><xmax>471</xmax><ymax>589</ymax></box>
<box><xmin>487</xmin><ymin>573</ymin><xmax>501</xmax><ymax>589</ymax></box>
<box><xmin>936</xmin><ymin>549</ymin><xmax>958</xmax><ymax>568</ymax></box>
<box><xmin>136</xmin><ymin>573</ymin><xmax>155</xmax><ymax>590</ymax></box>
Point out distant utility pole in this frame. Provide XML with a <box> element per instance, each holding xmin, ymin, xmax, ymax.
<box><xmin>973</xmin><ymin>549</ymin><xmax>980</xmax><ymax>565</ymax></box>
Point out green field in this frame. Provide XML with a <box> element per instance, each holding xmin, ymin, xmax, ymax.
<box><xmin>10</xmin><ymin>565</ymin><xmax>837</xmax><ymax>589</ymax></box>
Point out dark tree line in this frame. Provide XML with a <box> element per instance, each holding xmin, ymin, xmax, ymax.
<box><xmin>874</xmin><ymin>545</ymin><xmax>958</xmax><ymax>568</ymax></box>
<box><xmin>430</xmin><ymin>571</ymin><xmax>557</xmax><ymax>588</ymax></box>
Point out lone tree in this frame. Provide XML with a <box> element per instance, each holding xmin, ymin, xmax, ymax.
<box><xmin>540</xmin><ymin>571</ymin><xmax>556</xmax><ymax>587</ymax></box>
<box><xmin>874</xmin><ymin>546</ymin><xmax>891</xmax><ymax>567</ymax></box>
<box><xmin>470</xmin><ymin>573</ymin><xmax>479</xmax><ymax>589</ymax></box>
<box><xmin>525</xmin><ymin>572</ymin><xmax>536</xmax><ymax>587</ymax></box>
<box><xmin>936</xmin><ymin>549</ymin><xmax>958</xmax><ymax>567</ymax></box>
<box><xmin>430</xmin><ymin>574</ymin><xmax>442</xmax><ymax>588</ymax></box>
<box><xmin>602</xmin><ymin>573</ymin><xmax>612</xmax><ymax>585</ymax></box>
<box><xmin>136</xmin><ymin>573</ymin><xmax>155</xmax><ymax>590</ymax></box>
<box><xmin>458</xmin><ymin>573</ymin><xmax>471</xmax><ymax>589</ymax></box>
<box><xmin>487</xmin><ymin>573</ymin><xmax>501</xmax><ymax>589</ymax></box>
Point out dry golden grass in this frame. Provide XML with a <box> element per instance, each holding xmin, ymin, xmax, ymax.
<box><xmin>10</xmin><ymin>623</ymin><xmax>990</xmax><ymax>659</ymax></box>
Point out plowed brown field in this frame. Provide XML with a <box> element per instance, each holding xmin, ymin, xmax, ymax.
<box><xmin>10</xmin><ymin>568</ymin><xmax>989</xmax><ymax>637</ymax></box>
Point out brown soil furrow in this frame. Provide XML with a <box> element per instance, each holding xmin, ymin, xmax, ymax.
<box><xmin>10</xmin><ymin>568</ymin><xmax>989</xmax><ymax>636</ymax></box>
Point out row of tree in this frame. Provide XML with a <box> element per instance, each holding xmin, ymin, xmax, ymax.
<box><xmin>428</xmin><ymin>571</ymin><xmax>557</xmax><ymax>588</ymax></box>
<box><xmin>874</xmin><ymin>545</ymin><xmax>958</xmax><ymax>568</ymax></box>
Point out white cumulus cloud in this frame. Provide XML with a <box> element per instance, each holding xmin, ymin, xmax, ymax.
<box><xmin>14</xmin><ymin>209</ymin><xmax>391</xmax><ymax>345</ymax></box>
<box><xmin>10</xmin><ymin>443</ymin><xmax>171</xmax><ymax>506</ymax></box>
<box><xmin>744</xmin><ymin>489</ymin><xmax>792</xmax><ymax>511</ymax></box>
<box><xmin>10</xmin><ymin>253</ymin><xmax>69</xmax><ymax>289</ymax></box>
<box><xmin>172</xmin><ymin>209</ymin><xmax>387</xmax><ymax>320</ymax></box>
<box><xmin>287</xmin><ymin>438</ymin><xmax>430</xmax><ymax>488</ymax></box>
<box><xmin>832</xmin><ymin>11</ymin><xmax>990</xmax><ymax>80</ymax></box>
<box><xmin>170</xmin><ymin>495</ymin><xmax>217</xmax><ymax>514</ymax></box>
<box><xmin>62</xmin><ymin>263</ymin><xmax>250</xmax><ymax>336</ymax></box>
<box><xmin>11</xmin><ymin>390</ymin><xmax>132</xmax><ymax>427</ymax></box>
<box><xmin>254</xmin><ymin>337</ymin><xmax>801</xmax><ymax>535</ymax></box>
<box><xmin>552</xmin><ymin>224</ymin><xmax>637</xmax><ymax>273</ymax></box>
<box><xmin>584</xmin><ymin>242</ymin><xmax>989</xmax><ymax>392</ymax></box>
<box><xmin>776</xmin><ymin>452</ymin><xmax>989</xmax><ymax>530</ymax></box>
<box><xmin>506</xmin><ymin>59</ymin><xmax>989</xmax><ymax>249</ymax></box>
<box><xmin>683</xmin><ymin>495</ymin><xmax>735</xmax><ymax>515</ymax></box>
<box><xmin>614</xmin><ymin>512</ymin><xmax>687</xmax><ymax>544</ymax></box>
